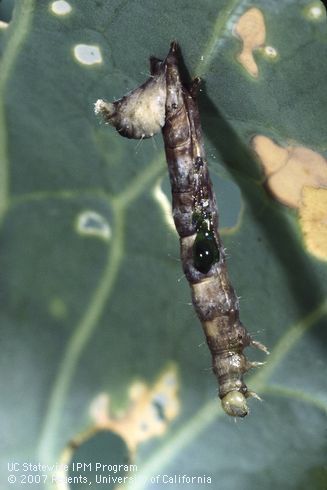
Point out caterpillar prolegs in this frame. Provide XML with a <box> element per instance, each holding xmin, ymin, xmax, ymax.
<box><xmin>95</xmin><ymin>42</ymin><xmax>269</xmax><ymax>417</ymax></box>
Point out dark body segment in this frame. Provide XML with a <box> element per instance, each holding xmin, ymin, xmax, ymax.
<box><xmin>152</xmin><ymin>43</ymin><xmax>268</xmax><ymax>417</ymax></box>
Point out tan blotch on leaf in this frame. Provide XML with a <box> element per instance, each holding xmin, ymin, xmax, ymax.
<box><xmin>234</xmin><ymin>8</ymin><xmax>266</xmax><ymax>77</ymax></box>
<box><xmin>299</xmin><ymin>186</ymin><xmax>327</xmax><ymax>261</ymax></box>
<box><xmin>88</xmin><ymin>364</ymin><xmax>180</xmax><ymax>454</ymax></box>
<box><xmin>252</xmin><ymin>135</ymin><xmax>327</xmax><ymax>208</ymax></box>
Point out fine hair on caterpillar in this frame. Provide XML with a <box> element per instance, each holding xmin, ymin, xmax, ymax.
<box><xmin>95</xmin><ymin>42</ymin><xmax>269</xmax><ymax>418</ymax></box>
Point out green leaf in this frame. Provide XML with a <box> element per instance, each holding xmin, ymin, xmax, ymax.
<box><xmin>1</xmin><ymin>1</ymin><xmax>326</xmax><ymax>489</ymax></box>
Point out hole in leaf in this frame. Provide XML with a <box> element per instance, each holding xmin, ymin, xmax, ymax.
<box><xmin>73</xmin><ymin>44</ymin><xmax>102</xmax><ymax>65</ymax></box>
<box><xmin>51</xmin><ymin>0</ymin><xmax>72</xmax><ymax>16</ymax></box>
<box><xmin>0</xmin><ymin>0</ymin><xmax>15</xmax><ymax>24</ymax></box>
<box><xmin>152</xmin><ymin>395</ymin><xmax>167</xmax><ymax>421</ymax></box>
<box><xmin>304</xmin><ymin>1</ymin><xmax>326</xmax><ymax>20</ymax></box>
<box><xmin>68</xmin><ymin>431</ymin><xmax>132</xmax><ymax>488</ymax></box>
<box><xmin>75</xmin><ymin>210</ymin><xmax>111</xmax><ymax>241</ymax></box>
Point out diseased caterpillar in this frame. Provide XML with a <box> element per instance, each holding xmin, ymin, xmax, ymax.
<box><xmin>95</xmin><ymin>42</ymin><xmax>269</xmax><ymax>417</ymax></box>
<box><xmin>94</xmin><ymin>66</ymin><xmax>166</xmax><ymax>139</ymax></box>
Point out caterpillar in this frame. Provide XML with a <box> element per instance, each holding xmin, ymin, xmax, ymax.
<box><xmin>95</xmin><ymin>42</ymin><xmax>269</xmax><ymax>417</ymax></box>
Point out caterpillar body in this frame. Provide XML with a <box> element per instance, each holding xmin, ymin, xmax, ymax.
<box><xmin>95</xmin><ymin>42</ymin><xmax>269</xmax><ymax>417</ymax></box>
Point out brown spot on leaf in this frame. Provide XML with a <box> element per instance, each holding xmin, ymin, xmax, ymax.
<box><xmin>299</xmin><ymin>187</ymin><xmax>327</xmax><ymax>261</ymax></box>
<box><xmin>57</xmin><ymin>366</ymin><xmax>180</xmax><ymax>486</ymax></box>
<box><xmin>234</xmin><ymin>8</ymin><xmax>266</xmax><ymax>77</ymax></box>
<box><xmin>61</xmin><ymin>363</ymin><xmax>179</xmax><ymax>466</ymax></box>
<box><xmin>252</xmin><ymin>135</ymin><xmax>327</xmax><ymax>208</ymax></box>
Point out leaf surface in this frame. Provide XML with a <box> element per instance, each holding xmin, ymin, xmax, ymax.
<box><xmin>1</xmin><ymin>1</ymin><xmax>326</xmax><ymax>489</ymax></box>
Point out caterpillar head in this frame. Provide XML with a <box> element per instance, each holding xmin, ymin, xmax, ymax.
<box><xmin>221</xmin><ymin>391</ymin><xmax>248</xmax><ymax>418</ymax></box>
